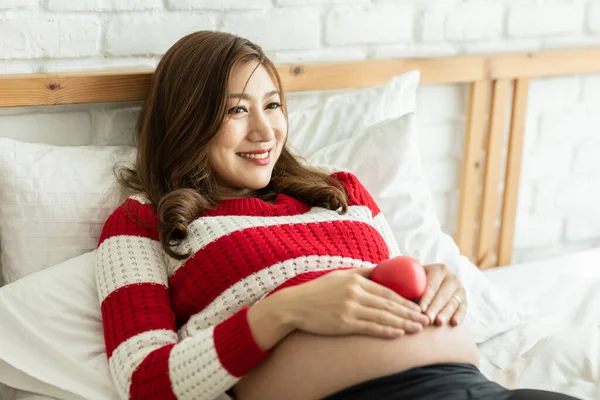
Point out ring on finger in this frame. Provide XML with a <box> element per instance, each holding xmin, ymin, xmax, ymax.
<box><xmin>452</xmin><ymin>294</ymin><xmax>462</xmax><ymax>307</ymax></box>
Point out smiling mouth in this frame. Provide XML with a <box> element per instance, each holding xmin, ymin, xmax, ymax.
<box><xmin>236</xmin><ymin>150</ymin><xmax>271</xmax><ymax>159</ymax></box>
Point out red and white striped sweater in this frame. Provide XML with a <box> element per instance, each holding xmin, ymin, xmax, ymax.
<box><xmin>96</xmin><ymin>171</ymin><xmax>400</xmax><ymax>400</ymax></box>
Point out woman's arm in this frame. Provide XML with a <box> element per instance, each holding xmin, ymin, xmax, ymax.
<box><xmin>247</xmin><ymin>294</ymin><xmax>295</xmax><ymax>351</ymax></box>
<box><xmin>96</xmin><ymin>201</ymin><xmax>281</xmax><ymax>400</ymax></box>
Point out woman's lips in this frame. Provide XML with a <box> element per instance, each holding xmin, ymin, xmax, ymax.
<box><xmin>237</xmin><ymin>150</ymin><xmax>271</xmax><ymax>166</ymax></box>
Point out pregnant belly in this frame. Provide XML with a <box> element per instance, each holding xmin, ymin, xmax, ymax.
<box><xmin>233</xmin><ymin>324</ymin><xmax>480</xmax><ymax>400</ymax></box>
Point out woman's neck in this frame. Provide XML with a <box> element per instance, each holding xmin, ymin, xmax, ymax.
<box><xmin>214</xmin><ymin>189</ymin><xmax>259</xmax><ymax>201</ymax></box>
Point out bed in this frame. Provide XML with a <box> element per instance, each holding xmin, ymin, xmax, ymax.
<box><xmin>1</xmin><ymin>48</ymin><xmax>599</xmax><ymax>399</ymax></box>
<box><xmin>1</xmin><ymin>248</ymin><xmax>599</xmax><ymax>400</ymax></box>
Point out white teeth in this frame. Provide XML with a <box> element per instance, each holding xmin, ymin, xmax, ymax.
<box><xmin>237</xmin><ymin>151</ymin><xmax>269</xmax><ymax>159</ymax></box>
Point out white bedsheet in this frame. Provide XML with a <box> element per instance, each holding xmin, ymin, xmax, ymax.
<box><xmin>4</xmin><ymin>248</ymin><xmax>600</xmax><ymax>400</ymax></box>
<box><xmin>480</xmin><ymin>247</ymin><xmax>600</xmax><ymax>399</ymax></box>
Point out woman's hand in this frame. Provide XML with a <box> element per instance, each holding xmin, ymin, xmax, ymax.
<box><xmin>275</xmin><ymin>268</ymin><xmax>430</xmax><ymax>339</ymax></box>
<box><xmin>418</xmin><ymin>263</ymin><xmax>467</xmax><ymax>327</ymax></box>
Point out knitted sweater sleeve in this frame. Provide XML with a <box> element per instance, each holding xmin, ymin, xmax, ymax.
<box><xmin>95</xmin><ymin>199</ymin><xmax>271</xmax><ymax>400</ymax></box>
<box><xmin>331</xmin><ymin>171</ymin><xmax>401</xmax><ymax>258</ymax></box>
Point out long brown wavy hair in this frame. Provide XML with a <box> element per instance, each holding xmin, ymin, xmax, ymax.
<box><xmin>118</xmin><ymin>31</ymin><xmax>349</xmax><ymax>259</ymax></box>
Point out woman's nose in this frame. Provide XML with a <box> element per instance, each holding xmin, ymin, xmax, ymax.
<box><xmin>248</xmin><ymin>109</ymin><xmax>275</xmax><ymax>140</ymax></box>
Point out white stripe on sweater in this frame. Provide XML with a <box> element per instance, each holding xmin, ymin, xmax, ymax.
<box><xmin>169</xmin><ymin>326</ymin><xmax>236</xmax><ymax>400</ymax></box>
<box><xmin>129</xmin><ymin>193</ymin><xmax>151</xmax><ymax>204</ymax></box>
<box><xmin>166</xmin><ymin>205</ymin><xmax>375</xmax><ymax>277</ymax></box>
<box><xmin>179</xmin><ymin>255</ymin><xmax>376</xmax><ymax>338</ymax></box>
<box><xmin>108</xmin><ymin>329</ymin><xmax>178</xmax><ymax>400</ymax></box>
<box><xmin>373</xmin><ymin>213</ymin><xmax>401</xmax><ymax>258</ymax></box>
<box><xmin>96</xmin><ymin>235</ymin><xmax>168</xmax><ymax>302</ymax></box>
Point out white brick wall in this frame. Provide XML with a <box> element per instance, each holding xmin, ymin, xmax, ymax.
<box><xmin>566</xmin><ymin>213</ymin><xmax>600</xmax><ymax>241</ymax></box>
<box><xmin>422</xmin><ymin>2</ymin><xmax>503</xmax><ymax>42</ymax></box>
<box><xmin>589</xmin><ymin>1</ymin><xmax>600</xmax><ymax>31</ymax></box>
<box><xmin>514</xmin><ymin>214</ymin><xmax>564</xmax><ymax>249</ymax></box>
<box><xmin>0</xmin><ymin>112</ymin><xmax>92</xmax><ymax>145</ymax></box>
<box><xmin>47</xmin><ymin>0</ymin><xmax>162</xmax><ymax>11</ymax></box>
<box><xmin>508</xmin><ymin>4</ymin><xmax>584</xmax><ymax>38</ymax></box>
<box><xmin>167</xmin><ymin>0</ymin><xmax>270</xmax><ymax>10</ymax></box>
<box><xmin>325</xmin><ymin>5</ymin><xmax>413</xmax><ymax>45</ymax></box>
<box><xmin>106</xmin><ymin>15</ymin><xmax>216</xmax><ymax>56</ymax></box>
<box><xmin>1</xmin><ymin>0</ymin><xmax>599</xmax><ymax>268</ymax></box>
<box><xmin>91</xmin><ymin>107</ymin><xmax>138</xmax><ymax>146</ymax></box>
<box><xmin>582</xmin><ymin>75</ymin><xmax>600</xmax><ymax>103</ymax></box>
<box><xmin>0</xmin><ymin>0</ymin><xmax>36</xmax><ymax>9</ymax></box>
<box><xmin>223</xmin><ymin>9</ymin><xmax>320</xmax><ymax>51</ymax></box>
<box><xmin>0</xmin><ymin>19</ymin><xmax>101</xmax><ymax>59</ymax></box>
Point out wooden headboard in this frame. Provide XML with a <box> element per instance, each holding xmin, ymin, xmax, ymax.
<box><xmin>2</xmin><ymin>47</ymin><xmax>600</xmax><ymax>269</ymax></box>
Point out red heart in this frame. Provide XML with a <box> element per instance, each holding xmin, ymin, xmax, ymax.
<box><xmin>371</xmin><ymin>256</ymin><xmax>427</xmax><ymax>300</ymax></box>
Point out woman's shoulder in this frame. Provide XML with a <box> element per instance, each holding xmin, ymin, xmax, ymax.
<box><xmin>317</xmin><ymin>166</ymin><xmax>380</xmax><ymax>216</ymax></box>
<box><xmin>115</xmin><ymin>193</ymin><xmax>156</xmax><ymax>218</ymax></box>
<box><xmin>99</xmin><ymin>193</ymin><xmax>159</xmax><ymax>241</ymax></box>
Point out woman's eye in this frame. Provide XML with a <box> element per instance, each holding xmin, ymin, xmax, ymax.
<box><xmin>228</xmin><ymin>106</ymin><xmax>247</xmax><ymax>114</ymax></box>
<box><xmin>266</xmin><ymin>102</ymin><xmax>282</xmax><ymax>110</ymax></box>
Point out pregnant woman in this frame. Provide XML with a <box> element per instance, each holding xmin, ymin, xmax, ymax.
<box><xmin>95</xmin><ymin>31</ymin><xmax>580</xmax><ymax>400</ymax></box>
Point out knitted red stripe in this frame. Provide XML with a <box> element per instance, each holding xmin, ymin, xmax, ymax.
<box><xmin>203</xmin><ymin>193</ymin><xmax>312</xmax><ymax>217</ymax></box>
<box><xmin>213</xmin><ymin>307</ymin><xmax>272</xmax><ymax>377</ymax></box>
<box><xmin>101</xmin><ymin>283</ymin><xmax>175</xmax><ymax>358</ymax></box>
<box><xmin>129</xmin><ymin>344</ymin><xmax>177</xmax><ymax>400</ymax></box>
<box><xmin>170</xmin><ymin>219</ymin><xmax>389</xmax><ymax>327</ymax></box>
<box><xmin>331</xmin><ymin>171</ymin><xmax>381</xmax><ymax>217</ymax></box>
<box><xmin>98</xmin><ymin>199</ymin><xmax>159</xmax><ymax>247</ymax></box>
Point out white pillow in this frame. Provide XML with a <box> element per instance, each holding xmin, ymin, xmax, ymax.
<box><xmin>287</xmin><ymin>70</ymin><xmax>419</xmax><ymax>158</ymax></box>
<box><xmin>0</xmin><ymin>139</ymin><xmax>136</xmax><ymax>284</ymax></box>
<box><xmin>308</xmin><ymin>113</ymin><xmax>533</xmax><ymax>343</ymax></box>
<box><xmin>0</xmin><ymin>251</ymin><xmax>117</xmax><ymax>400</ymax></box>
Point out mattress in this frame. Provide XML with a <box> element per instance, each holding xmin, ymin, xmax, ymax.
<box><xmin>479</xmin><ymin>247</ymin><xmax>600</xmax><ymax>399</ymax></box>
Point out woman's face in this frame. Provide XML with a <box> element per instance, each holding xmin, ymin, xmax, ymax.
<box><xmin>208</xmin><ymin>61</ymin><xmax>287</xmax><ymax>200</ymax></box>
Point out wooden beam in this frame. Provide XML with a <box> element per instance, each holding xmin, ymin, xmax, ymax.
<box><xmin>477</xmin><ymin>79</ymin><xmax>510</xmax><ymax>270</ymax></box>
<box><xmin>491</xmin><ymin>47</ymin><xmax>600</xmax><ymax>79</ymax></box>
<box><xmin>3</xmin><ymin>48</ymin><xmax>600</xmax><ymax>107</ymax></box>
<box><xmin>278</xmin><ymin>56</ymin><xmax>487</xmax><ymax>91</ymax></box>
<box><xmin>456</xmin><ymin>80</ymin><xmax>489</xmax><ymax>261</ymax></box>
<box><xmin>497</xmin><ymin>78</ymin><xmax>529</xmax><ymax>267</ymax></box>
<box><xmin>0</xmin><ymin>69</ymin><xmax>153</xmax><ymax>108</ymax></box>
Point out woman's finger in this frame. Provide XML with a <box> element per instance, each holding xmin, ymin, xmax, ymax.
<box><xmin>350</xmin><ymin>319</ymin><xmax>405</xmax><ymax>339</ymax></box>
<box><xmin>450</xmin><ymin>292</ymin><xmax>468</xmax><ymax>326</ymax></box>
<box><xmin>435</xmin><ymin>289</ymin><xmax>462</xmax><ymax>326</ymax></box>
<box><xmin>359</xmin><ymin>276</ymin><xmax>423</xmax><ymax>313</ymax></box>
<box><xmin>359</xmin><ymin>290</ymin><xmax>429</xmax><ymax>326</ymax></box>
<box><xmin>353</xmin><ymin>305</ymin><xmax>423</xmax><ymax>334</ymax></box>
<box><xmin>422</xmin><ymin>276</ymin><xmax>457</xmax><ymax>324</ymax></box>
<box><xmin>418</xmin><ymin>264</ymin><xmax>445</xmax><ymax>313</ymax></box>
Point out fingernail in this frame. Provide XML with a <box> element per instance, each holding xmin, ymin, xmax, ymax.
<box><xmin>428</xmin><ymin>312</ymin><xmax>435</xmax><ymax>321</ymax></box>
<box><xmin>421</xmin><ymin>303</ymin><xmax>428</xmax><ymax>312</ymax></box>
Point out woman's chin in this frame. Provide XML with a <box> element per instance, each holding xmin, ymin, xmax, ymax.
<box><xmin>240</xmin><ymin>178</ymin><xmax>272</xmax><ymax>191</ymax></box>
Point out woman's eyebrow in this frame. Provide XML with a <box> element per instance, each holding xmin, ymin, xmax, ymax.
<box><xmin>229</xmin><ymin>90</ymin><xmax>280</xmax><ymax>100</ymax></box>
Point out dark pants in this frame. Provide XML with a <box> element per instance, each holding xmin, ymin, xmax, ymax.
<box><xmin>322</xmin><ymin>363</ymin><xmax>581</xmax><ymax>400</ymax></box>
